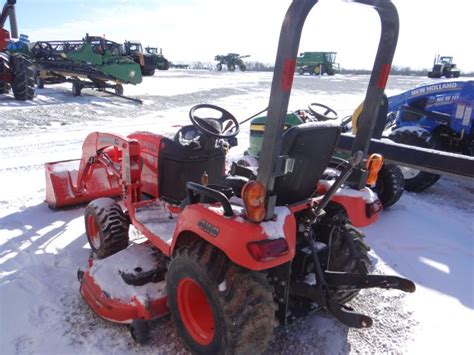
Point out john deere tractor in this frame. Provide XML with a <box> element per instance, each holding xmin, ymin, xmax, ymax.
<box><xmin>427</xmin><ymin>55</ymin><xmax>460</xmax><ymax>79</ymax></box>
<box><xmin>296</xmin><ymin>51</ymin><xmax>340</xmax><ymax>76</ymax></box>
<box><xmin>0</xmin><ymin>0</ymin><xmax>35</xmax><ymax>100</ymax></box>
<box><xmin>124</xmin><ymin>41</ymin><xmax>156</xmax><ymax>76</ymax></box>
<box><xmin>214</xmin><ymin>53</ymin><xmax>250</xmax><ymax>72</ymax></box>
<box><xmin>144</xmin><ymin>46</ymin><xmax>170</xmax><ymax>71</ymax></box>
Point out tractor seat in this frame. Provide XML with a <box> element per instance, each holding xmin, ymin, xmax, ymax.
<box><xmin>226</xmin><ymin>122</ymin><xmax>341</xmax><ymax>206</ymax></box>
<box><xmin>273</xmin><ymin>122</ymin><xmax>341</xmax><ymax>205</ymax></box>
<box><xmin>158</xmin><ymin>137</ymin><xmax>226</xmax><ymax>204</ymax></box>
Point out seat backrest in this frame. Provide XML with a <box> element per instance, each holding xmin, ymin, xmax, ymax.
<box><xmin>158</xmin><ymin>137</ymin><xmax>226</xmax><ymax>204</ymax></box>
<box><xmin>274</xmin><ymin>122</ymin><xmax>341</xmax><ymax>205</ymax></box>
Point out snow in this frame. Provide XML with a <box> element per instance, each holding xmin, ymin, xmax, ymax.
<box><xmin>319</xmin><ymin>179</ymin><xmax>379</xmax><ymax>203</ymax></box>
<box><xmin>88</xmin><ymin>243</ymin><xmax>166</xmax><ymax>304</ymax></box>
<box><xmin>218</xmin><ymin>281</ymin><xmax>227</xmax><ymax>292</ymax></box>
<box><xmin>391</xmin><ymin>125</ymin><xmax>431</xmax><ymax>137</ymax></box>
<box><xmin>261</xmin><ymin>206</ymin><xmax>292</xmax><ymax>240</ymax></box>
<box><xmin>0</xmin><ymin>71</ymin><xmax>473</xmax><ymax>354</ymax></box>
<box><xmin>134</xmin><ymin>202</ymin><xmax>178</xmax><ymax>245</ymax></box>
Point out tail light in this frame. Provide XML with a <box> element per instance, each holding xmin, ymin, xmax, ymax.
<box><xmin>247</xmin><ymin>239</ymin><xmax>289</xmax><ymax>262</ymax></box>
<box><xmin>366</xmin><ymin>154</ymin><xmax>384</xmax><ymax>186</ymax></box>
<box><xmin>241</xmin><ymin>180</ymin><xmax>266</xmax><ymax>222</ymax></box>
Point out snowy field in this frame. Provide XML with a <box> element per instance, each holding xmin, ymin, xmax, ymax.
<box><xmin>1</xmin><ymin>70</ymin><xmax>473</xmax><ymax>354</ymax></box>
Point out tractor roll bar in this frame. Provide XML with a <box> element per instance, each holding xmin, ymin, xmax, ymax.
<box><xmin>1</xmin><ymin>0</ymin><xmax>18</xmax><ymax>38</ymax></box>
<box><xmin>257</xmin><ymin>0</ymin><xmax>399</xmax><ymax>220</ymax></box>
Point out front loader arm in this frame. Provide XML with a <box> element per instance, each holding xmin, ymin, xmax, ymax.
<box><xmin>74</xmin><ymin>132</ymin><xmax>141</xmax><ymax>195</ymax></box>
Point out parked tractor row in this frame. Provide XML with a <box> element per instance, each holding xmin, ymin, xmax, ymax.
<box><xmin>0</xmin><ymin>0</ymin><xmax>172</xmax><ymax>102</ymax></box>
<box><xmin>124</xmin><ymin>40</ymin><xmax>170</xmax><ymax>76</ymax></box>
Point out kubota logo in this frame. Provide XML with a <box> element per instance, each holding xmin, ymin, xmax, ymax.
<box><xmin>197</xmin><ymin>220</ymin><xmax>220</xmax><ymax>237</ymax></box>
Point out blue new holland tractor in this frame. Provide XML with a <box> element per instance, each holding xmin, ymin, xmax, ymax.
<box><xmin>387</xmin><ymin>80</ymin><xmax>474</xmax><ymax>191</ymax></box>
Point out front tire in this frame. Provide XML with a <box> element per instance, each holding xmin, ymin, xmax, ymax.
<box><xmin>388</xmin><ymin>129</ymin><xmax>441</xmax><ymax>192</ymax></box>
<box><xmin>72</xmin><ymin>82</ymin><xmax>82</xmax><ymax>97</ymax></box>
<box><xmin>11</xmin><ymin>55</ymin><xmax>35</xmax><ymax>100</ymax></box>
<box><xmin>114</xmin><ymin>84</ymin><xmax>124</xmax><ymax>95</ymax></box>
<box><xmin>227</xmin><ymin>63</ymin><xmax>235</xmax><ymax>72</ymax></box>
<box><xmin>373</xmin><ymin>163</ymin><xmax>405</xmax><ymax>209</ymax></box>
<box><xmin>166</xmin><ymin>240</ymin><xmax>277</xmax><ymax>354</ymax></box>
<box><xmin>84</xmin><ymin>198</ymin><xmax>129</xmax><ymax>259</ymax></box>
<box><xmin>216</xmin><ymin>63</ymin><xmax>222</xmax><ymax>71</ymax></box>
<box><xmin>130</xmin><ymin>319</ymin><xmax>151</xmax><ymax>344</ymax></box>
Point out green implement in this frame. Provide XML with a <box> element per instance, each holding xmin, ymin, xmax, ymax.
<box><xmin>296</xmin><ymin>51</ymin><xmax>339</xmax><ymax>76</ymax></box>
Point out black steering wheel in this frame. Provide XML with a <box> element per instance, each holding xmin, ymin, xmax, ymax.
<box><xmin>189</xmin><ymin>104</ymin><xmax>240</xmax><ymax>138</ymax></box>
<box><xmin>308</xmin><ymin>102</ymin><xmax>338</xmax><ymax>121</ymax></box>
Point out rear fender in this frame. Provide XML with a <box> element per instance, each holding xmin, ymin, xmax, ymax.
<box><xmin>330</xmin><ymin>194</ymin><xmax>380</xmax><ymax>228</ymax></box>
<box><xmin>318</xmin><ymin>181</ymin><xmax>381</xmax><ymax>227</ymax></box>
<box><xmin>170</xmin><ymin>204</ymin><xmax>297</xmax><ymax>271</ymax></box>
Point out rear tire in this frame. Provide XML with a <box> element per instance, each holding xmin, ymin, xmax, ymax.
<box><xmin>373</xmin><ymin>163</ymin><xmax>405</xmax><ymax>209</ymax></box>
<box><xmin>11</xmin><ymin>55</ymin><xmax>35</xmax><ymax>100</ymax></box>
<box><xmin>166</xmin><ymin>240</ymin><xmax>277</xmax><ymax>354</ymax></box>
<box><xmin>84</xmin><ymin>198</ymin><xmax>129</xmax><ymax>259</ymax></box>
<box><xmin>227</xmin><ymin>63</ymin><xmax>235</xmax><ymax>72</ymax></box>
<box><xmin>313</xmin><ymin>206</ymin><xmax>372</xmax><ymax>304</ymax></box>
<box><xmin>239</xmin><ymin>64</ymin><xmax>246</xmax><ymax>71</ymax></box>
<box><xmin>0</xmin><ymin>61</ymin><xmax>10</xmax><ymax>94</ymax></box>
<box><xmin>388</xmin><ymin>129</ymin><xmax>441</xmax><ymax>192</ymax></box>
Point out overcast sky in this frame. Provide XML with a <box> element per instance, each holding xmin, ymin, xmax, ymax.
<box><xmin>11</xmin><ymin>0</ymin><xmax>474</xmax><ymax>72</ymax></box>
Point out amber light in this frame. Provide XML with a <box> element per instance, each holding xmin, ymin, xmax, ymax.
<box><xmin>366</xmin><ymin>154</ymin><xmax>384</xmax><ymax>186</ymax></box>
<box><xmin>241</xmin><ymin>180</ymin><xmax>266</xmax><ymax>222</ymax></box>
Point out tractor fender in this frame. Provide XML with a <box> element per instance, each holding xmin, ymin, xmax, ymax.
<box><xmin>318</xmin><ymin>181</ymin><xmax>381</xmax><ymax>228</ymax></box>
<box><xmin>170</xmin><ymin>204</ymin><xmax>297</xmax><ymax>271</ymax></box>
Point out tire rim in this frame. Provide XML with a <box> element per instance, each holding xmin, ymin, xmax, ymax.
<box><xmin>177</xmin><ymin>278</ymin><xmax>215</xmax><ymax>345</ymax></box>
<box><xmin>86</xmin><ymin>215</ymin><xmax>101</xmax><ymax>249</ymax></box>
<box><xmin>399</xmin><ymin>166</ymin><xmax>420</xmax><ymax>179</ymax></box>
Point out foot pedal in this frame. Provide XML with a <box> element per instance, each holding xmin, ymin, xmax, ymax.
<box><xmin>327</xmin><ymin>300</ymin><xmax>373</xmax><ymax>328</ymax></box>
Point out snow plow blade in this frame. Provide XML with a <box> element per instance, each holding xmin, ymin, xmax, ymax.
<box><xmin>45</xmin><ymin>159</ymin><xmax>122</xmax><ymax>209</ymax></box>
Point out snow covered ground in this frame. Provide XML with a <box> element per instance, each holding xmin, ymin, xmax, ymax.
<box><xmin>1</xmin><ymin>70</ymin><xmax>473</xmax><ymax>354</ymax></box>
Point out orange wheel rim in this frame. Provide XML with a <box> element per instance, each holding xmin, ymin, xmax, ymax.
<box><xmin>86</xmin><ymin>215</ymin><xmax>100</xmax><ymax>249</ymax></box>
<box><xmin>177</xmin><ymin>277</ymin><xmax>215</xmax><ymax>345</ymax></box>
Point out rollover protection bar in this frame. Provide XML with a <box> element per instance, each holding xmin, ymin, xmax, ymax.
<box><xmin>258</xmin><ymin>0</ymin><xmax>399</xmax><ymax>219</ymax></box>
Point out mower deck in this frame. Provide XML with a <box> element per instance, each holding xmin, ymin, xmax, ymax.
<box><xmin>79</xmin><ymin>242</ymin><xmax>169</xmax><ymax>324</ymax></box>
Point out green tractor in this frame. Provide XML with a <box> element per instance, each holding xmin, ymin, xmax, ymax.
<box><xmin>242</xmin><ymin>101</ymin><xmax>405</xmax><ymax>210</ymax></box>
<box><xmin>296</xmin><ymin>51</ymin><xmax>340</xmax><ymax>75</ymax></box>
<box><xmin>144</xmin><ymin>46</ymin><xmax>170</xmax><ymax>71</ymax></box>
<box><xmin>124</xmin><ymin>41</ymin><xmax>157</xmax><ymax>76</ymax></box>
<box><xmin>214</xmin><ymin>53</ymin><xmax>250</xmax><ymax>72</ymax></box>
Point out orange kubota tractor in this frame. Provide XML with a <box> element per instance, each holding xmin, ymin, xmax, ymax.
<box><xmin>45</xmin><ymin>0</ymin><xmax>414</xmax><ymax>353</ymax></box>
